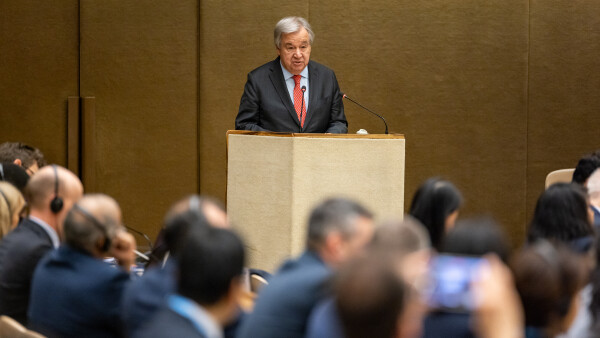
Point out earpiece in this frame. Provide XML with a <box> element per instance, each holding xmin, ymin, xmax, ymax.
<box><xmin>50</xmin><ymin>165</ymin><xmax>63</xmax><ymax>214</ymax></box>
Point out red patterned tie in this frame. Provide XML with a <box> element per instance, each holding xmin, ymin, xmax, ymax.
<box><xmin>293</xmin><ymin>75</ymin><xmax>306</xmax><ymax>127</ymax></box>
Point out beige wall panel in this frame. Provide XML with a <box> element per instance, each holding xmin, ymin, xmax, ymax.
<box><xmin>0</xmin><ymin>1</ymin><xmax>79</xmax><ymax>165</ymax></box>
<box><xmin>527</xmin><ymin>1</ymin><xmax>600</xmax><ymax>220</ymax></box>
<box><xmin>80</xmin><ymin>0</ymin><xmax>198</xmax><ymax>244</ymax></box>
<box><xmin>199</xmin><ymin>1</ymin><xmax>307</xmax><ymax>203</ymax></box>
<box><xmin>310</xmin><ymin>1</ymin><xmax>529</xmax><ymax>245</ymax></box>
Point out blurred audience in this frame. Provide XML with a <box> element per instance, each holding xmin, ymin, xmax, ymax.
<box><xmin>306</xmin><ymin>217</ymin><xmax>431</xmax><ymax>338</ymax></box>
<box><xmin>0</xmin><ymin>162</ymin><xmax>30</xmax><ymax>194</ymax></box>
<box><xmin>0</xmin><ymin>181</ymin><xmax>25</xmax><ymax>239</ymax></box>
<box><xmin>409</xmin><ymin>177</ymin><xmax>463</xmax><ymax>251</ymax></box>
<box><xmin>335</xmin><ymin>252</ymin><xmax>410</xmax><ymax>338</ymax></box>
<box><xmin>122</xmin><ymin>195</ymin><xmax>230</xmax><ymax>336</ymax></box>
<box><xmin>28</xmin><ymin>194</ymin><xmax>136</xmax><ymax>337</ymax></box>
<box><xmin>0</xmin><ymin>165</ymin><xmax>83</xmax><ymax>325</ymax></box>
<box><xmin>0</xmin><ymin>142</ymin><xmax>46</xmax><ymax>176</ymax></box>
<box><xmin>587</xmin><ymin>169</ymin><xmax>600</xmax><ymax>229</ymax></box>
<box><xmin>573</xmin><ymin>151</ymin><xmax>600</xmax><ymax>186</ymax></box>
<box><xmin>133</xmin><ymin>225</ymin><xmax>246</xmax><ymax>338</ymax></box>
<box><xmin>527</xmin><ymin>183</ymin><xmax>595</xmax><ymax>247</ymax></box>
<box><xmin>511</xmin><ymin>241</ymin><xmax>587</xmax><ymax>338</ymax></box>
<box><xmin>237</xmin><ymin>198</ymin><xmax>374</xmax><ymax>338</ymax></box>
<box><xmin>423</xmin><ymin>217</ymin><xmax>511</xmax><ymax>338</ymax></box>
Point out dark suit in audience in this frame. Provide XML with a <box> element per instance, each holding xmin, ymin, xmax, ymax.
<box><xmin>0</xmin><ymin>218</ymin><xmax>54</xmax><ymax>325</ymax></box>
<box><xmin>237</xmin><ymin>198</ymin><xmax>374</xmax><ymax>338</ymax></box>
<box><xmin>28</xmin><ymin>245</ymin><xmax>131</xmax><ymax>337</ymax></box>
<box><xmin>27</xmin><ymin>194</ymin><xmax>136</xmax><ymax>337</ymax></box>
<box><xmin>135</xmin><ymin>306</ymin><xmax>209</xmax><ymax>338</ymax></box>
<box><xmin>238</xmin><ymin>251</ymin><xmax>332</xmax><ymax>338</ymax></box>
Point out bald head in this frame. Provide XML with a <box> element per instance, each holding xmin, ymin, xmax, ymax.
<box><xmin>26</xmin><ymin>165</ymin><xmax>83</xmax><ymax>212</ymax></box>
<box><xmin>164</xmin><ymin>195</ymin><xmax>229</xmax><ymax>229</ymax></box>
<box><xmin>64</xmin><ymin>194</ymin><xmax>121</xmax><ymax>254</ymax></box>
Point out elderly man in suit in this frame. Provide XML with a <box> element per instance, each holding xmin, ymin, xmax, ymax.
<box><xmin>0</xmin><ymin>165</ymin><xmax>83</xmax><ymax>325</ymax></box>
<box><xmin>237</xmin><ymin>198</ymin><xmax>374</xmax><ymax>338</ymax></box>
<box><xmin>28</xmin><ymin>194</ymin><xmax>136</xmax><ymax>337</ymax></box>
<box><xmin>235</xmin><ymin>16</ymin><xmax>348</xmax><ymax>133</ymax></box>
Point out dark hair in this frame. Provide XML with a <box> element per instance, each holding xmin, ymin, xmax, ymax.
<box><xmin>590</xmin><ymin>236</ymin><xmax>600</xmax><ymax>330</ymax></box>
<box><xmin>0</xmin><ymin>162</ymin><xmax>29</xmax><ymax>194</ymax></box>
<box><xmin>409</xmin><ymin>178</ymin><xmax>462</xmax><ymax>250</ymax></box>
<box><xmin>335</xmin><ymin>253</ymin><xmax>406</xmax><ymax>338</ymax></box>
<box><xmin>178</xmin><ymin>226</ymin><xmax>245</xmax><ymax>305</ymax></box>
<box><xmin>442</xmin><ymin>217</ymin><xmax>510</xmax><ymax>262</ymax></box>
<box><xmin>511</xmin><ymin>241</ymin><xmax>586</xmax><ymax>329</ymax></box>
<box><xmin>527</xmin><ymin>183</ymin><xmax>594</xmax><ymax>243</ymax></box>
<box><xmin>306</xmin><ymin>198</ymin><xmax>373</xmax><ymax>251</ymax></box>
<box><xmin>0</xmin><ymin>142</ymin><xmax>46</xmax><ymax>169</ymax></box>
<box><xmin>147</xmin><ymin>195</ymin><xmax>219</xmax><ymax>267</ymax></box>
<box><xmin>573</xmin><ymin>152</ymin><xmax>600</xmax><ymax>185</ymax></box>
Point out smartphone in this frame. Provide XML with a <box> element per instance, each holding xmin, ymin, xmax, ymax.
<box><xmin>424</xmin><ymin>254</ymin><xmax>486</xmax><ymax>313</ymax></box>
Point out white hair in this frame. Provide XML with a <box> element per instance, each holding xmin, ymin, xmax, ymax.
<box><xmin>274</xmin><ymin>16</ymin><xmax>314</xmax><ymax>48</ymax></box>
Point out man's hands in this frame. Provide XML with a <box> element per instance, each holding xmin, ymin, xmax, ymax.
<box><xmin>110</xmin><ymin>230</ymin><xmax>137</xmax><ymax>270</ymax></box>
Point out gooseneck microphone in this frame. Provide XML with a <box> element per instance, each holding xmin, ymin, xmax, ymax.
<box><xmin>342</xmin><ymin>93</ymin><xmax>389</xmax><ymax>134</ymax></box>
<box><xmin>125</xmin><ymin>225</ymin><xmax>153</xmax><ymax>250</ymax></box>
<box><xmin>300</xmin><ymin>86</ymin><xmax>307</xmax><ymax>130</ymax></box>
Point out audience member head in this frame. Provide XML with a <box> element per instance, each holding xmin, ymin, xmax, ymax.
<box><xmin>178</xmin><ymin>226</ymin><xmax>245</xmax><ymax>326</ymax></box>
<box><xmin>572</xmin><ymin>151</ymin><xmax>600</xmax><ymax>186</ymax></box>
<box><xmin>0</xmin><ymin>142</ymin><xmax>46</xmax><ymax>176</ymax></box>
<box><xmin>510</xmin><ymin>241</ymin><xmax>587</xmax><ymax>336</ymax></box>
<box><xmin>442</xmin><ymin>217</ymin><xmax>510</xmax><ymax>262</ymax></box>
<box><xmin>335</xmin><ymin>253</ymin><xmax>412</xmax><ymax>338</ymax></box>
<box><xmin>306</xmin><ymin>198</ymin><xmax>375</xmax><ymax>267</ymax></box>
<box><xmin>148</xmin><ymin>195</ymin><xmax>228</xmax><ymax>267</ymax></box>
<box><xmin>0</xmin><ymin>182</ymin><xmax>25</xmax><ymax>239</ymax></box>
<box><xmin>527</xmin><ymin>183</ymin><xmax>594</xmax><ymax>244</ymax></box>
<box><xmin>587</xmin><ymin>168</ymin><xmax>600</xmax><ymax>209</ymax></box>
<box><xmin>0</xmin><ymin>162</ymin><xmax>30</xmax><ymax>194</ymax></box>
<box><xmin>409</xmin><ymin>177</ymin><xmax>463</xmax><ymax>251</ymax></box>
<box><xmin>369</xmin><ymin>216</ymin><xmax>431</xmax><ymax>256</ymax></box>
<box><xmin>25</xmin><ymin>165</ymin><xmax>83</xmax><ymax>235</ymax></box>
<box><xmin>63</xmin><ymin>194</ymin><xmax>122</xmax><ymax>256</ymax></box>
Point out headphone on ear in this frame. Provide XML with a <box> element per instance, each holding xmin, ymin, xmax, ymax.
<box><xmin>72</xmin><ymin>204</ymin><xmax>112</xmax><ymax>252</ymax></box>
<box><xmin>0</xmin><ymin>163</ymin><xmax>5</xmax><ymax>181</ymax></box>
<box><xmin>50</xmin><ymin>165</ymin><xmax>64</xmax><ymax>214</ymax></box>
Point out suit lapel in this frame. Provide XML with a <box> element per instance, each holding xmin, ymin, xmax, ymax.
<box><xmin>269</xmin><ymin>58</ymin><xmax>301</xmax><ymax>128</ymax></box>
<box><xmin>304</xmin><ymin>62</ymin><xmax>318</xmax><ymax>130</ymax></box>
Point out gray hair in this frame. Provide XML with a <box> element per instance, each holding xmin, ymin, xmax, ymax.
<box><xmin>274</xmin><ymin>16</ymin><xmax>315</xmax><ymax>48</ymax></box>
<box><xmin>306</xmin><ymin>198</ymin><xmax>373</xmax><ymax>251</ymax></box>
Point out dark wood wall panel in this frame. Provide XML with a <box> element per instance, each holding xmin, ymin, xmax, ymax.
<box><xmin>80</xmin><ymin>0</ymin><xmax>198</xmax><ymax>243</ymax></box>
<box><xmin>527</xmin><ymin>1</ymin><xmax>600</xmax><ymax>219</ymax></box>
<box><xmin>310</xmin><ymin>1</ymin><xmax>529</xmax><ymax>244</ymax></box>
<box><xmin>0</xmin><ymin>1</ymin><xmax>79</xmax><ymax>165</ymax></box>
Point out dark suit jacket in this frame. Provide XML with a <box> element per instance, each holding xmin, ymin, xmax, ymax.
<box><xmin>236</xmin><ymin>57</ymin><xmax>348</xmax><ymax>133</ymax></box>
<box><xmin>133</xmin><ymin>307</ymin><xmax>206</xmax><ymax>338</ymax></box>
<box><xmin>0</xmin><ymin>218</ymin><xmax>54</xmax><ymax>325</ymax></box>
<box><xmin>237</xmin><ymin>251</ymin><xmax>332</xmax><ymax>338</ymax></box>
<box><xmin>28</xmin><ymin>245</ymin><xmax>131</xmax><ymax>338</ymax></box>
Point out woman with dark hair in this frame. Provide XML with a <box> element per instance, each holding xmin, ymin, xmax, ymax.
<box><xmin>527</xmin><ymin>183</ymin><xmax>594</xmax><ymax>244</ymax></box>
<box><xmin>409</xmin><ymin>178</ymin><xmax>462</xmax><ymax>250</ymax></box>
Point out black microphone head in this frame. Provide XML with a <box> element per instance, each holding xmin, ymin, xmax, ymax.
<box><xmin>301</xmin><ymin>86</ymin><xmax>306</xmax><ymax>92</ymax></box>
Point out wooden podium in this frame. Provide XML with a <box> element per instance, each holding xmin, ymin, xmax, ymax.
<box><xmin>226</xmin><ymin>130</ymin><xmax>405</xmax><ymax>271</ymax></box>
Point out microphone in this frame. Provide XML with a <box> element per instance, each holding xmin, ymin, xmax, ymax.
<box><xmin>300</xmin><ymin>86</ymin><xmax>306</xmax><ymax>130</ymax></box>
<box><xmin>124</xmin><ymin>225</ymin><xmax>154</xmax><ymax>250</ymax></box>
<box><xmin>342</xmin><ymin>93</ymin><xmax>389</xmax><ymax>134</ymax></box>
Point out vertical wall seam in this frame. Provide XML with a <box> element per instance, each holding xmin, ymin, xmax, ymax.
<box><xmin>197</xmin><ymin>0</ymin><xmax>201</xmax><ymax>194</ymax></box>
<box><xmin>525</xmin><ymin>0</ymin><xmax>531</xmax><ymax>233</ymax></box>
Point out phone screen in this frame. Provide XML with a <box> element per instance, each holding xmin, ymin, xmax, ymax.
<box><xmin>424</xmin><ymin>254</ymin><xmax>486</xmax><ymax>312</ymax></box>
